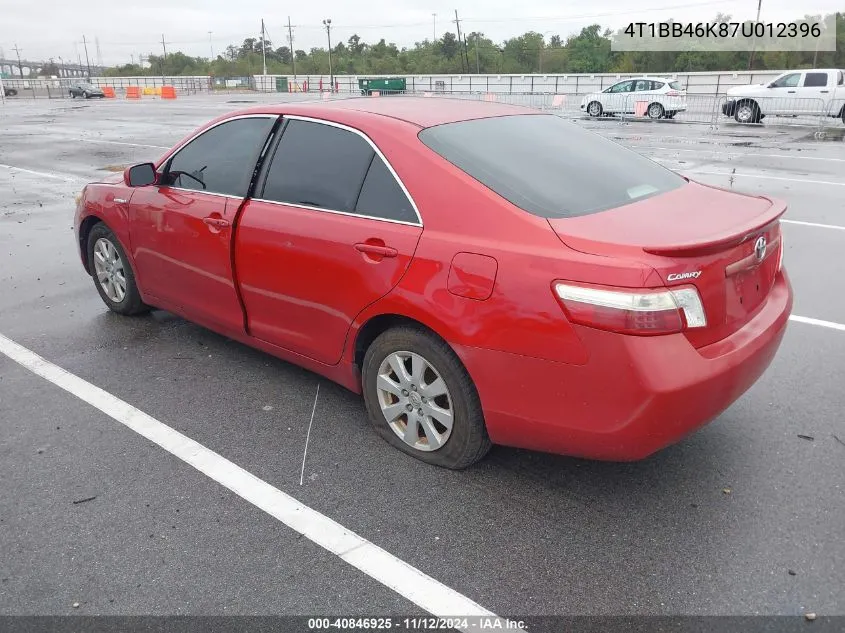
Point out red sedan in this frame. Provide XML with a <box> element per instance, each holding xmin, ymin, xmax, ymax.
<box><xmin>74</xmin><ymin>98</ymin><xmax>792</xmax><ymax>468</ymax></box>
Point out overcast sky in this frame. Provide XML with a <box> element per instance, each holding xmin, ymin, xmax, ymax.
<box><xmin>2</xmin><ymin>0</ymin><xmax>841</xmax><ymax>66</ymax></box>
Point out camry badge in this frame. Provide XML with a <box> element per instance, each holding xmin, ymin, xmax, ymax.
<box><xmin>754</xmin><ymin>236</ymin><xmax>767</xmax><ymax>262</ymax></box>
<box><xmin>667</xmin><ymin>271</ymin><xmax>702</xmax><ymax>281</ymax></box>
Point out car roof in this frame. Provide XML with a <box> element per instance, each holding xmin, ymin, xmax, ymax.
<box><xmin>235</xmin><ymin>96</ymin><xmax>542</xmax><ymax>128</ymax></box>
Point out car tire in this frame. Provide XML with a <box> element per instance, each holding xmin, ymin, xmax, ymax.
<box><xmin>840</xmin><ymin>106</ymin><xmax>845</xmax><ymax>125</ymax></box>
<box><xmin>87</xmin><ymin>223</ymin><xmax>149</xmax><ymax>316</ymax></box>
<box><xmin>69</xmin><ymin>92</ymin><xmax>75</xmax><ymax>98</ymax></box>
<box><xmin>586</xmin><ymin>101</ymin><xmax>603</xmax><ymax>117</ymax></box>
<box><xmin>362</xmin><ymin>326</ymin><xmax>492</xmax><ymax>469</ymax></box>
<box><xmin>734</xmin><ymin>100</ymin><xmax>761</xmax><ymax>124</ymax></box>
<box><xmin>83</xmin><ymin>91</ymin><xmax>90</xmax><ymax>99</ymax></box>
<box><xmin>647</xmin><ymin>102</ymin><xmax>665</xmax><ymax>119</ymax></box>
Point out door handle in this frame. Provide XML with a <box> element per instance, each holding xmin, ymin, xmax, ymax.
<box><xmin>203</xmin><ymin>216</ymin><xmax>230</xmax><ymax>229</ymax></box>
<box><xmin>787</xmin><ymin>90</ymin><xmax>796</xmax><ymax>93</ymax></box>
<box><xmin>355</xmin><ymin>243</ymin><xmax>398</xmax><ymax>258</ymax></box>
<box><xmin>820</xmin><ymin>90</ymin><xmax>829</xmax><ymax>93</ymax></box>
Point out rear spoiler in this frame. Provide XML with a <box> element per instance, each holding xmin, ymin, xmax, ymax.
<box><xmin>643</xmin><ymin>196</ymin><xmax>786</xmax><ymax>257</ymax></box>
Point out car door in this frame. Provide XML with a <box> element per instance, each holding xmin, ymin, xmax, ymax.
<box><xmin>765</xmin><ymin>72</ymin><xmax>803</xmax><ymax>114</ymax></box>
<box><xmin>235</xmin><ymin>116</ymin><xmax>423</xmax><ymax>365</ymax></box>
<box><xmin>603</xmin><ymin>80</ymin><xmax>634</xmax><ymax>113</ymax></box>
<box><xmin>127</xmin><ymin>114</ymin><xmax>278</xmax><ymax>332</ymax></box>
<box><xmin>632</xmin><ymin>79</ymin><xmax>656</xmax><ymax>113</ymax></box>
<box><xmin>800</xmin><ymin>71</ymin><xmax>831</xmax><ymax>114</ymax></box>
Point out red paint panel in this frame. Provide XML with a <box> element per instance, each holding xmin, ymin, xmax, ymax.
<box><xmin>447</xmin><ymin>252</ymin><xmax>498</xmax><ymax>300</ymax></box>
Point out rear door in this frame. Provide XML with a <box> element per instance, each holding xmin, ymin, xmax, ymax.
<box><xmin>235</xmin><ymin>116</ymin><xmax>423</xmax><ymax>365</ymax></box>
<box><xmin>800</xmin><ymin>70</ymin><xmax>832</xmax><ymax>114</ymax></box>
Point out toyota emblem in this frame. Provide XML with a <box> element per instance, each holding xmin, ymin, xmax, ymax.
<box><xmin>754</xmin><ymin>236</ymin><xmax>767</xmax><ymax>262</ymax></box>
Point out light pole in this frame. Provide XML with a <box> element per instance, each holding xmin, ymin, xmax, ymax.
<box><xmin>432</xmin><ymin>13</ymin><xmax>437</xmax><ymax>41</ymax></box>
<box><xmin>208</xmin><ymin>31</ymin><xmax>214</xmax><ymax>60</ymax></box>
<box><xmin>323</xmin><ymin>18</ymin><xmax>333</xmax><ymax>92</ymax></box>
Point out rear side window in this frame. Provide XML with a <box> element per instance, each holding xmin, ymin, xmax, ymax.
<box><xmin>838</xmin><ymin>71</ymin><xmax>844</xmax><ymax>86</ymax></box>
<box><xmin>262</xmin><ymin>119</ymin><xmax>374</xmax><ymax>212</ymax></box>
<box><xmin>803</xmin><ymin>72</ymin><xmax>828</xmax><ymax>87</ymax></box>
<box><xmin>167</xmin><ymin>117</ymin><xmax>275</xmax><ymax>197</ymax></box>
<box><xmin>652</xmin><ymin>81</ymin><xmax>666</xmax><ymax>90</ymax></box>
<box><xmin>355</xmin><ymin>156</ymin><xmax>417</xmax><ymax>223</ymax></box>
<box><xmin>418</xmin><ymin>114</ymin><xmax>684</xmax><ymax>219</ymax></box>
<box><xmin>668</xmin><ymin>80</ymin><xmax>682</xmax><ymax>90</ymax></box>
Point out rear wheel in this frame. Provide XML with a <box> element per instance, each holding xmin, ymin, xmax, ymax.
<box><xmin>647</xmin><ymin>102</ymin><xmax>665</xmax><ymax>119</ymax></box>
<box><xmin>87</xmin><ymin>223</ymin><xmax>149</xmax><ymax>316</ymax></box>
<box><xmin>735</xmin><ymin>100</ymin><xmax>761</xmax><ymax>124</ymax></box>
<box><xmin>586</xmin><ymin>101</ymin><xmax>603</xmax><ymax>117</ymax></box>
<box><xmin>362</xmin><ymin>326</ymin><xmax>491</xmax><ymax>469</ymax></box>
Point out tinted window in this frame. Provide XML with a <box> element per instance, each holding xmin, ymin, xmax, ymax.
<box><xmin>652</xmin><ymin>81</ymin><xmax>666</xmax><ymax>90</ymax></box>
<box><xmin>419</xmin><ymin>115</ymin><xmax>684</xmax><ymax>219</ymax></box>
<box><xmin>634</xmin><ymin>80</ymin><xmax>652</xmax><ymax>92</ymax></box>
<box><xmin>838</xmin><ymin>71</ymin><xmax>843</xmax><ymax>86</ymax></box>
<box><xmin>167</xmin><ymin>117</ymin><xmax>275</xmax><ymax>197</ymax></box>
<box><xmin>262</xmin><ymin>120</ymin><xmax>374</xmax><ymax>212</ymax></box>
<box><xmin>771</xmin><ymin>73</ymin><xmax>800</xmax><ymax>88</ymax></box>
<box><xmin>803</xmin><ymin>72</ymin><xmax>828</xmax><ymax>87</ymax></box>
<box><xmin>356</xmin><ymin>156</ymin><xmax>417</xmax><ymax>223</ymax></box>
<box><xmin>668</xmin><ymin>80</ymin><xmax>682</xmax><ymax>90</ymax></box>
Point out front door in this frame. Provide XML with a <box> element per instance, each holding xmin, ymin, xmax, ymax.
<box><xmin>236</xmin><ymin>117</ymin><xmax>423</xmax><ymax>365</ymax></box>
<box><xmin>128</xmin><ymin>115</ymin><xmax>278</xmax><ymax>332</ymax></box>
<box><xmin>765</xmin><ymin>72</ymin><xmax>803</xmax><ymax>114</ymax></box>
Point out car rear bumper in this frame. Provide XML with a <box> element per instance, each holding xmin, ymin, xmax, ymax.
<box><xmin>456</xmin><ymin>271</ymin><xmax>792</xmax><ymax>461</ymax></box>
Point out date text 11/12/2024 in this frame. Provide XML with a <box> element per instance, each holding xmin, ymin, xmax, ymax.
<box><xmin>307</xmin><ymin>617</ymin><xmax>527</xmax><ymax>630</ymax></box>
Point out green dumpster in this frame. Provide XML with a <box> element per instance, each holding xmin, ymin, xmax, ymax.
<box><xmin>275</xmin><ymin>77</ymin><xmax>289</xmax><ymax>92</ymax></box>
<box><xmin>358</xmin><ymin>77</ymin><xmax>406</xmax><ymax>95</ymax></box>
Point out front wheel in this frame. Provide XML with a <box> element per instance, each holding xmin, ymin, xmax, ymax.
<box><xmin>362</xmin><ymin>326</ymin><xmax>491</xmax><ymax>469</ymax></box>
<box><xmin>83</xmin><ymin>91</ymin><xmax>90</xmax><ymax>99</ymax></box>
<box><xmin>735</xmin><ymin>100</ymin><xmax>761</xmax><ymax>124</ymax></box>
<box><xmin>586</xmin><ymin>101</ymin><xmax>603</xmax><ymax>117</ymax></box>
<box><xmin>87</xmin><ymin>223</ymin><xmax>149</xmax><ymax>316</ymax></box>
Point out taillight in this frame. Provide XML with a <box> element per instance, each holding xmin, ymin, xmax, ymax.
<box><xmin>777</xmin><ymin>232</ymin><xmax>784</xmax><ymax>272</ymax></box>
<box><xmin>553</xmin><ymin>282</ymin><xmax>707</xmax><ymax>336</ymax></box>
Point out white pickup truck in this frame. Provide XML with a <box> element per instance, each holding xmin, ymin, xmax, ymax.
<box><xmin>721</xmin><ymin>69</ymin><xmax>845</xmax><ymax>124</ymax></box>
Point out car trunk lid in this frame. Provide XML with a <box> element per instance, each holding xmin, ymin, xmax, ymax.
<box><xmin>548</xmin><ymin>182</ymin><xmax>786</xmax><ymax>347</ymax></box>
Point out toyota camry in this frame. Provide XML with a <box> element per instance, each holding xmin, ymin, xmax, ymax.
<box><xmin>74</xmin><ymin>98</ymin><xmax>792</xmax><ymax>468</ymax></box>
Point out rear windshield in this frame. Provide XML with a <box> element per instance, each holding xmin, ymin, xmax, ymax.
<box><xmin>418</xmin><ymin>114</ymin><xmax>684</xmax><ymax>218</ymax></box>
<box><xmin>669</xmin><ymin>80</ymin><xmax>683</xmax><ymax>90</ymax></box>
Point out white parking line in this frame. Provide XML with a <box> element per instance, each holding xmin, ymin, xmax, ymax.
<box><xmin>647</xmin><ymin>147</ymin><xmax>845</xmax><ymax>163</ymax></box>
<box><xmin>0</xmin><ymin>163</ymin><xmax>84</xmax><ymax>183</ymax></box>
<box><xmin>782</xmin><ymin>219</ymin><xmax>845</xmax><ymax>231</ymax></box>
<box><xmin>78</xmin><ymin>138</ymin><xmax>170</xmax><ymax>150</ymax></box>
<box><xmin>0</xmin><ymin>333</ymin><xmax>499</xmax><ymax>626</ymax></box>
<box><xmin>691</xmin><ymin>171</ymin><xmax>845</xmax><ymax>187</ymax></box>
<box><xmin>790</xmin><ymin>315</ymin><xmax>845</xmax><ymax>332</ymax></box>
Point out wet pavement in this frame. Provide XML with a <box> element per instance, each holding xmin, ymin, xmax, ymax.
<box><xmin>1</xmin><ymin>94</ymin><xmax>844</xmax><ymax>618</ymax></box>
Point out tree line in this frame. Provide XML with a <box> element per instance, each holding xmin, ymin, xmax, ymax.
<box><xmin>104</xmin><ymin>12</ymin><xmax>844</xmax><ymax>78</ymax></box>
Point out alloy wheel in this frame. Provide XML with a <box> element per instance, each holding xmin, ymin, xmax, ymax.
<box><xmin>92</xmin><ymin>237</ymin><xmax>127</xmax><ymax>303</ymax></box>
<box><xmin>376</xmin><ymin>351</ymin><xmax>454</xmax><ymax>452</ymax></box>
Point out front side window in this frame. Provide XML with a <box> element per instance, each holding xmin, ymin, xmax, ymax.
<box><xmin>419</xmin><ymin>114</ymin><xmax>684</xmax><ymax>219</ymax></box>
<box><xmin>606</xmin><ymin>80</ymin><xmax>634</xmax><ymax>93</ymax></box>
<box><xmin>771</xmin><ymin>73</ymin><xmax>801</xmax><ymax>88</ymax></box>
<box><xmin>260</xmin><ymin>118</ymin><xmax>416</xmax><ymax>223</ymax></box>
<box><xmin>165</xmin><ymin>116</ymin><xmax>276</xmax><ymax>197</ymax></box>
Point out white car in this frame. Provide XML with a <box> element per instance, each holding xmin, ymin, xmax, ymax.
<box><xmin>580</xmin><ymin>76</ymin><xmax>687</xmax><ymax>119</ymax></box>
<box><xmin>722</xmin><ymin>69</ymin><xmax>845</xmax><ymax>124</ymax></box>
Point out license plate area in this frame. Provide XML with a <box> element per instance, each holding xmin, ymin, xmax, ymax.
<box><xmin>725</xmin><ymin>263</ymin><xmax>773</xmax><ymax>322</ymax></box>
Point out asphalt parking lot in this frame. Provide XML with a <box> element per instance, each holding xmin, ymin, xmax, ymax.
<box><xmin>1</xmin><ymin>94</ymin><xmax>844</xmax><ymax>623</ymax></box>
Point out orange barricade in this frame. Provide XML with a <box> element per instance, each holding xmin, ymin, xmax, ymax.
<box><xmin>161</xmin><ymin>86</ymin><xmax>176</xmax><ymax>99</ymax></box>
<box><xmin>102</xmin><ymin>87</ymin><xmax>116</xmax><ymax>98</ymax></box>
<box><xmin>125</xmin><ymin>86</ymin><xmax>141</xmax><ymax>99</ymax></box>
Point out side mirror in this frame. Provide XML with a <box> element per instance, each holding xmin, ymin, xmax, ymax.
<box><xmin>124</xmin><ymin>162</ymin><xmax>157</xmax><ymax>187</ymax></box>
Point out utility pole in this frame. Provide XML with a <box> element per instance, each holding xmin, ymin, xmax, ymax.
<box><xmin>287</xmin><ymin>17</ymin><xmax>297</xmax><ymax>84</ymax></box>
<box><xmin>432</xmin><ymin>13</ymin><xmax>437</xmax><ymax>41</ymax></box>
<box><xmin>13</xmin><ymin>43</ymin><xmax>24</xmax><ymax>78</ymax></box>
<box><xmin>323</xmin><ymin>18</ymin><xmax>333</xmax><ymax>92</ymax></box>
<box><xmin>475</xmin><ymin>33</ymin><xmax>480</xmax><ymax>73</ymax></box>
<box><xmin>208</xmin><ymin>31</ymin><xmax>214</xmax><ymax>60</ymax></box>
<box><xmin>161</xmin><ymin>34</ymin><xmax>167</xmax><ymax>77</ymax></box>
<box><xmin>82</xmin><ymin>36</ymin><xmax>92</xmax><ymax>78</ymax></box>
<box><xmin>453</xmin><ymin>11</ymin><xmax>466</xmax><ymax>73</ymax></box>
<box><xmin>95</xmin><ymin>37</ymin><xmax>103</xmax><ymax>72</ymax></box>
<box><xmin>58</xmin><ymin>56</ymin><xmax>65</xmax><ymax>78</ymax></box>
<box><xmin>747</xmin><ymin>0</ymin><xmax>762</xmax><ymax>70</ymax></box>
<box><xmin>261</xmin><ymin>19</ymin><xmax>268</xmax><ymax>75</ymax></box>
